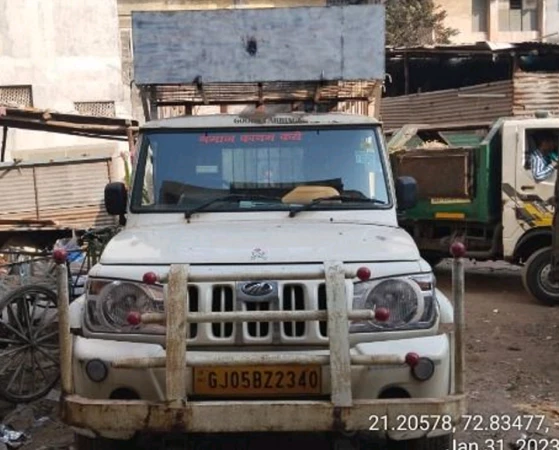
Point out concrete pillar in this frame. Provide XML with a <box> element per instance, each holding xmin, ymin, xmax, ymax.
<box><xmin>488</xmin><ymin>0</ymin><xmax>499</xmax><ymax>41</ymax></box>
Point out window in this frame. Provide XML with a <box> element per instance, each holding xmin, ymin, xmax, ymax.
<box><xmin>523</xmin><ymin>129</ymin><xmax>559</xmax><ymax>184</ymax></box>
<box><xmin>0</xmin><ymin>86</ymin><xmax>33</xmax><ymax>107</ymax></box>
<box><xmin>472</xmin><ymin>0</ymin><xmax>488</xmax><ymax>32</ymax></box>
<box><xmin>74</xmin><ymin>101</ymin><xmax>116</xmax><ymax>118</ymax></box>
<box><xmin>132</xmin><ymin>127</ymin><xmax>390</xmax><ymax>213</ymax></box>
<box><xmin>499</xmin><ymin>0</ymin><xmax>538</xmax><ymax>32</ymax></box>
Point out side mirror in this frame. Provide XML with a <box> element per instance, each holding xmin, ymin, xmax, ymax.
<box><xmin>104</xmin><ymin>182</ymin><xmax>128</xmax><ymax>220</ymax></box>
<box><xmin>395</xmin><ymin>176</ymin><xmax>417</xmax><ymax>211</ymax></box>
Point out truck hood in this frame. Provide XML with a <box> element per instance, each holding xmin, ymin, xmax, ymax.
<box><xmin>100</xmin><ymin>221</ymin><xmax>419</xmax><ymax>265</ymax></box>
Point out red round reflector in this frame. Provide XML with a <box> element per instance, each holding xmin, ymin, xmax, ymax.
<box><xmin>405</xmin><ymin>352</ymin><xmax>420</xmax><ymax>367</ymax></box>
<box><xmin>374</xmin><ymin>307</ymin><xmax>390</xmax><ymax>322</ymax></box>
<box><xmin>142</xmin><ymin>272</ymin><xmax>158</xmax><ymax>285</ymax></box>
<box><xmin>53</xmin><ymin>248</ymin><xmax>68</xmax><ymax>264</ymax></box>
<box><xmin>356</xmin><ymin>267</ymin><xmax>371</xmax><ymax>281</ymax></box>
<box><xmin>127</xmin><ymin>311</ymin><xmax>142</xmax><ymax>326</ymax></box>
<box><xmin>450</xmin><ymin>241</ymin><xmax>466</xmax><ymax>258</ymax></box>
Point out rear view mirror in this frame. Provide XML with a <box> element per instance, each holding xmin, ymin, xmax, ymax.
<box><xmin>395</xmin><ymin>176</ymin><xmax>417</xmax><ymax>211</ymax></box>
<box><xmin>104</xmin><ymin>182</ymin><xmax>127</xmax><ymax>223</ymax></box>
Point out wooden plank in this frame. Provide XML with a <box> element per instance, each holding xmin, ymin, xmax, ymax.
<box><xmin>132</xmin><ymin>5</ymin><xmax>385</xmax><ymax>84</ymax></box>
<box><xmin>165</xmin><ymin>264</ymin><xmax>188</xmax><ymax>401</ymax></box>
<box><xmin>324</xmin><ymin>260</ymin><xmax>352</xmax><ymax>407</ymax></box>
<box><xmin>57</xmin><ymin>264</ymin><xmax>73</xmax><ymax>395</ymax></box>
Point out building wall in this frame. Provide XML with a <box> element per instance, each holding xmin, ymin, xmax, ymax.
<box><xmin>436</xmin><ymin>0</ymin><xmax>543</xmax><ymax>44</ymax></box>
<box><xmin>545</xmin><ymin>0</ymin><xmax>559</xmax><ymax>42</ymax></box>
<box><xmin>0</xmin><ymin>0</ymin><xmax>131</xmax><ymax>179</ymax></box>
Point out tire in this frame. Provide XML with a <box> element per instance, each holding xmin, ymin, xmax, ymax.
<box><xmin>0</xmin><ymin>285</ymin><xmax>60</xmax><ymax>403</ymax></box>
<box><xmin>387</xmin><ymin>433</ymin><xmax>453</xmax><ymax>450</ymax></box>
<box><xmin>74</xmin><ymin>434</ymin><xmax>136</xmax><ymax>450</ymax></box>
<box><xmin>522</xmin><ymin>246</ymin><xmax>559</xmax><ymax>306</ymax></box>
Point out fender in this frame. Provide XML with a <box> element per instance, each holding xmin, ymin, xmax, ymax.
<box><xmin>513</xmin><ymin>227</ymin><xmax>552</xmax><ymax>262</ymax></box>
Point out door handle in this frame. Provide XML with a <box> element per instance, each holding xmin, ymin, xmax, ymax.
<box><xmin>521</xmin><ymin>186</ymin><xmax>535</xmax><ymax>191</ymax></box>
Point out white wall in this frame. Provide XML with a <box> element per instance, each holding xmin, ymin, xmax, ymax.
<box><xmin>545</xmin><ymin>0</ymin><xmax>559</xmax><ymax>41</ymax></box>
<box><xmin>0</xmin><ymin>0</ymin><xmax>131</xmax><ymax>180</ymax></box>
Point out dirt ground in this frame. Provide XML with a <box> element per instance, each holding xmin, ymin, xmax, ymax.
<box><xmin>2</xmin><ymin>260</ymin><xmax>559</xmax><ymax>449</ymax></box>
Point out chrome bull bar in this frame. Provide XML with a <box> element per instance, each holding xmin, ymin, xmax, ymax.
<box><xmin>56</xmin><ymin>253</ymin><xmax>467</xmax><ymax>433</ymax></box>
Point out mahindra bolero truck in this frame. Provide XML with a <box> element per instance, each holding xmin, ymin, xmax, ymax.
<box><xmin>56</xmin><ymin>113</ymin><xmax>466</xmax><ymax>450</ymax></box>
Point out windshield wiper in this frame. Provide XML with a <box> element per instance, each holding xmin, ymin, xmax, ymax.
<box><xmin>184</xmin><ymin>194</ymin><xmax>281</xmax><ymax>219</ymax></box>
<box><xmin>288</xmin><ymin>196</ymin><xmax>386</xmax><ymax>218</ymax></box>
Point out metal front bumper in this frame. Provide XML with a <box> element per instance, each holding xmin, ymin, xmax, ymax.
<box><xmin>61</xmin><ymin>394</ymin><xmax>467</xmax><ymax>437</ymax></box>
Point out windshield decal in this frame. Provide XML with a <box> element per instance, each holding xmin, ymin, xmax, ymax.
<box><xmin>199</xmin><ymin>135</ymin><xmax>236</xmax><ymax>144</ymax></box>
<box><xmin>199</xmin><ymin>132</ymin><xmax>303</xmax><ymax>145</ymax></box>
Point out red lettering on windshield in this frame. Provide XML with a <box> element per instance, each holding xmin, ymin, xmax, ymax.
<box><xmin>279</xmin><ymin>131</ymin><xmax>302</xmax><ymax>141</ymax></box>
<box><xmin>199</xmin><ymin>135</ymin><xmax>236</xmax><ymax>144</ymax></box>
<box><xmin>240</xmin><ymin>134</ymin><xmax>276</xmax><ymax>143</ymax></box>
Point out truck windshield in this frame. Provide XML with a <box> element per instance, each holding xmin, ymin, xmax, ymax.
<box><xmin>131</xmin><ymin>127</ymin><xmax>391</xmax><ymax>213</ymax></box>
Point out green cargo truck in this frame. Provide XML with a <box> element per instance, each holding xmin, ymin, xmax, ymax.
<box><xmin>388</xmin><ymin>115</ymin><xmax>559</xmax><ymax>305</ymax></box>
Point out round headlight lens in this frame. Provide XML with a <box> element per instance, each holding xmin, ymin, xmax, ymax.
<box><xmin>99</xmin><ymin>282</ymin><xmax>153</xmax><ymax>329</ymax></box>
<box><xmin>365</xmin><ymin>279</ymin><xmax>424</xmax><ymax>327</ymax></box>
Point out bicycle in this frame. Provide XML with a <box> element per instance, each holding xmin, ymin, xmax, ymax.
<box><xmin>0</xmin><ymin>226</ymin><xmax>119</xmax><ymax>403</ymax></box>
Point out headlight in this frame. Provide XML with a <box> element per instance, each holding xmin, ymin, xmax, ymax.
<box><xmin>350</xmin><ymin>274</ymin><xmax>438</xmax><ymax>333</ymax></box>
<box><xmin>85</xmin><ymin>279</ymin><xmax>164</xmax><ymax>333</ymax></box>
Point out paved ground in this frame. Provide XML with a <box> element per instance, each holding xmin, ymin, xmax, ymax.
<box><xmin>2</xmin><ymin>260</ymin><xmax>559</xmax><ymax>449</ymax></box>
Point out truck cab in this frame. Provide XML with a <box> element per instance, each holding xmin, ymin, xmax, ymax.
<box><xmin>389</xmin><ymin>115</ymin><xmax>559</xmax><ymax>305</ymax></box>
<box><xmin>58</xmin><ymin>113</ymin><xmax>466</xmax><ymax>449</ymax></box>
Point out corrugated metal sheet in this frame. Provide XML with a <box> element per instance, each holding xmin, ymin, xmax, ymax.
<box><xmin>380</xmin><ymin>80</ymin><xmax>513</xmax><ymax>130</ymax></box>
<box><xmin>0</xmin><ymin>158</ymin><xmax>116</xmax><ymax>232</ymax></box>
<box><xmin>513</xmin><ymin>71</ymin><xmax>559</xmax><ymax>116</ymax></box>
<box><xmin>0</xmin><ymin>167</ymin><xmax>36</xmax><ymax>215</ymax></box>
<box><xmin>35</xmin><ymin>162</ymin><xmax>111</xmax><ymax>209</ymax></box>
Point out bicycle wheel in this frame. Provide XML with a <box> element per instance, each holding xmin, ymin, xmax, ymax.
<box><xmin>0</xmin><ymin>285</ymin><xmax>60</xmax><ymax>403</ymax></box>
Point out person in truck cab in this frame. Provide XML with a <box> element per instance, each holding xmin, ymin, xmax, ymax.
<box><xmin>531</xmin><ymin>132</ymin><xmax>559</xmax><ymax>182</ymax></box>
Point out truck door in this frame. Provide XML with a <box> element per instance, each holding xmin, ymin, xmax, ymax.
<box><xmin>503</xmin><ymin>124</ymin><xmax>557</xmax><ymax>257</ymax></box>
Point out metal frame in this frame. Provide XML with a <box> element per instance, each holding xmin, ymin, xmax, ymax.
<box><xmin>56</xmin><ymin>257</ymin><xmax>467</xmax><ymax>435</ymax></box>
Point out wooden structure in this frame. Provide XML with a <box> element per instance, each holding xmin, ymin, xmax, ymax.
<box><xmin>381</xmin><ymin>42</ymin><xmax>559</xmax><ymax>130</ymax></box>
<box><xmin>0</xmin><ymin>106</ymin><xmax>138</xmax><ymax>247</ymax></box>
<box><xmin>131</xmin><ymin>5</ymin><xmax>385</xmax><ymax>120</ymax></box>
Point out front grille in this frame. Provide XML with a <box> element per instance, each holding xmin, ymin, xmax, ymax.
<box><xmin>188</xmin><ymin>286</ymin><xmax>199</xmax><ymax>339</ymax></box>
<box><xmin>246</xmin><ymin>301</ymin><xmax>270</xmax><ymax>338</ymax></box>
<box><xmin>282</xmin><ymin>284</ymin><xmax>305</xmax><ymax>337</ymax></box>
<box><xmin>186</xmin><ymin>281</ymin><xmax>330</xmax><ymax>345</ymax></box>
<box><xmin>318</xmin><ymin>284</ymin><xmax>328</xmax><ymax>338</ymax></box>
<box><xmin>211</xmin><ymin>286</ymin><xmax>234</xmax><ymax>338</ymax></box>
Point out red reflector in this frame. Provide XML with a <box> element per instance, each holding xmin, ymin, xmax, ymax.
<box><xmin>405</xmin><ymin>352</ymin><xmax>420</xmax><ymax>367</ymax></box>
<box><xmin>142</xmin><ymin>272</ymin><xmax>158</xmax><ymax>285</ymax></box>
<box><xmin>127</xmin><ymin>311</ymin><xmax>142</xmax><ymax>326</ymax></box>
<box><xmin>374</xmin><ymin>307</ymin><xmax>390</xmax><ymax>322</ymax></box>
<box><xmin>356</xmin><ymin>267</ymin><xmax>371</xmax><ymax>281</ymax></box>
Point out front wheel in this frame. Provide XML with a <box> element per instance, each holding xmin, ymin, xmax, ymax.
<box><xmin>387</xmin><ymin>434</ymin><xmax>454</xmax><ymax>450</ymax></box>
<box><xmin>522</xmin><ymin>246</ymin><xmax>559</xmax><ymax>306</ymax></box>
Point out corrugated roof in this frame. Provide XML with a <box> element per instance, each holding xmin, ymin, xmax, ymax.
<box><xmin>386</xmin><ymin>41</ymin><xmax>559</xmax><ymax>57</ymax></box>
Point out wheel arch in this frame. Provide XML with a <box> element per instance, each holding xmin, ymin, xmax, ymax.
<box><xmin>513</xmin><ymin>227</ymin><xmax>552</xmax><ymax>264</ymax></box>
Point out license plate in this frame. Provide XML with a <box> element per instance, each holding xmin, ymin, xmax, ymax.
<box><xmin>193</xmin><ymin>365</ymin><xmax>322</xmax><ymax>397</ymax></box>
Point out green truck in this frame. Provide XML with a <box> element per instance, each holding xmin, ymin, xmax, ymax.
<box><xmin>388</xmin><ymin>114</ymin><xmax>559</xmax><ymax>305</ymax></box>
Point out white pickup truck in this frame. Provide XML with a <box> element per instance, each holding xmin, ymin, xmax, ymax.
<box><xmin>57</xmin><ymin>112</ymin><xmax>466</xmax><ymax>450</ymax></box>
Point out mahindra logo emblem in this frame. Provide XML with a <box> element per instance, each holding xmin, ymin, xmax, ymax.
<box><xmin>241</xmin><ymin>281</ymin><xmax>274</xmax><ymax>297</ymax></box>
